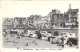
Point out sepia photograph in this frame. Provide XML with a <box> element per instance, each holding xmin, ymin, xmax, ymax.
<box><xmin>2</xmin><ymin>4</ymin><xmax>79</xmax><ymax>48</ymax></box>
<box><xmin>0</xmin><ymin>1</ymin><xmax>80</xmax><ymax>52</ymax></box>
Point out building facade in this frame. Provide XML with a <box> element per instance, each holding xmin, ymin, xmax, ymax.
<box><xmin>48</xmin><ymin>9</ymin><xmax>64</xmax><ymax>28</ymax></box>
<box><xmin>2</xmin><ymin>18</ymin><xmax>14</xmax><ymax>29</ymax></box>
<box><xmin>63</xmin><ymin>4</ymin><xmax>78</xmax><ymax>28</ymax></box>
<box><xmin>48</xmin><ymin>4</ymin><xmax>78</xmax><ymax>29</ymax></box>
<box><xmin>33</xmin><ymin>16</ymin><xmax>50</xmax><ymax>29</ymax></box>
<box><xmin>14</xmin><ymin>17</ymin><xmax>27</xmax><ymax>28</ymax></box>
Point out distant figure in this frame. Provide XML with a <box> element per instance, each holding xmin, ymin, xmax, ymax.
<box><xmin>32</xmin><ymin>40</ymin><xmax>36</xmax><ymax>43</ymax></box>
<box><xmin>37</xmin><ymin>32</ymin><xmax>42</xmax><ymax>39</ymax></box>
<box><xmin>57</xmin><ymin>35</ymin><xmax>62</xmax><ymax>46</ymax></box>
<box><xmin>35</xmin><ymin>31</ymin><xmax>42</xmax><ymax>39</ymax></box>
<box><xmin>25</xmin><ymin>43</ymin><xmax>28</xmax><ymax>46</ymax></box>
<box><xmin>61</xmin><ymin>36</ymin><xmax>65</xmax><ymax>47</ymax></box>
<box><xmin>35</xmin><ymin>43</ymin><xmax>37</xmax><ymax>45</ymax></box>
<box><xmin>61</xmin><ymin>35</ymin><xmax>68</xmax><ymax>47</ymax></box>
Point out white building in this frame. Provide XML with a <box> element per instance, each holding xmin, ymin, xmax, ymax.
<box><xmin>33</xmin><ymin>16</ymin><xmax>50</xmax><ymax>29</ymax></box>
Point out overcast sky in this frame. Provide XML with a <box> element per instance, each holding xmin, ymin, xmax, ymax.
<box><xmin>0</xmin><ymin>1</ymin><xmax>80</xmax><ymax>18</ymax></box>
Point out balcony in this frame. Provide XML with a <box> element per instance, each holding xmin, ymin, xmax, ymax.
<box><xmin>71</xmin><ymin>9</ymin><xmax>78</xmax><ymax>13</ymax></box>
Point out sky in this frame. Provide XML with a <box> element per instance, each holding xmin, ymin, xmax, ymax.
<box><xmin>0</xmin><ymin>1</ymin><xmax>80</xmax><ymax>18</ymax></box>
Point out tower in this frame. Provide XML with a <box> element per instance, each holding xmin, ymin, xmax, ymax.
<box><xmin>69</xmin><ymin>4</ymin><xmax>71</xmax><ymax>10</ymax></box>
<box><xmin>69</xmin><ymin>4</ymin><xmax>72</xmax><ymax>22</ymax></box>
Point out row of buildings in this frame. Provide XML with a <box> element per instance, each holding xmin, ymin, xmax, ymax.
<box><xmin>2</xmin><ymin>4</ymin><xmax>79</xmax><ymax>29</ymax></box>
<box><xmin>49</xmin><ymin>5</ymin><xmax>78</xmax><ymax>28</ymax></box>
<box><xmin>2</xmin><ymin>15</ymin><xmax>50</xmax><ymax>29</ymax></box>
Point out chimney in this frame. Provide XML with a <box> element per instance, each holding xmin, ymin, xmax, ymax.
<box><xmin>69</xmin><ymin>4</ymin><xmax>71</xmax><ymax>10</ymax></box>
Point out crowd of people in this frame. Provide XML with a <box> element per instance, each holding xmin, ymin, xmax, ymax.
<box><xmin>3</xmin><ymin>29</ymin><xmax>78</xmax><ymax>48</ymax></box>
